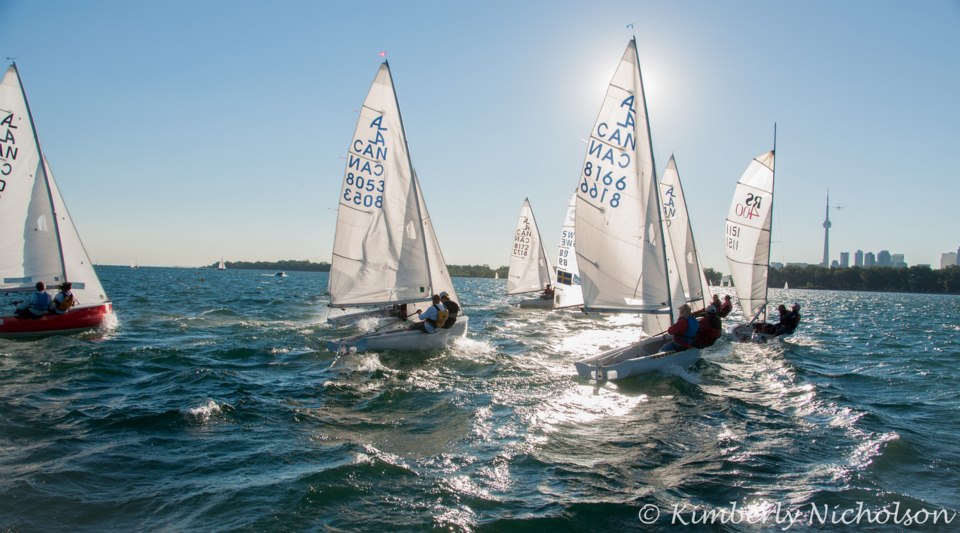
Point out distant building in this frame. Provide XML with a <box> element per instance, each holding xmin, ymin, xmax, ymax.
<box><xmin>865</xmin><ymin>252</ymin><xmax>876</xmax><ymax>267</ymax></box>
<box><xmin>941</xmin><ymin>252</ymin><xmax>958</xmax><ymax>269</ymax></box>
<box><xmin>877</xmin><ymin>250</ymin><xmax>892</xmax><ymax>267</ymax></box>
<box><xmin>840</xmin><ymin>252</ymin><xmax>849</xmax><ymax>268</ymax></box>
<box><xmin>891</xmin><ymin>254</ymin><xmax>906</xmax><ymax>268</ymax></box>
<box><xmin>786</xmin><ymin>262</ymin><xmax>810</xmax><ymax>268</ymax></box>
<box><xmin>830</xmin><ymin>260</ymin><xmax>840</xmax><ymax>268</ymax></box>
<box><xmin>770</xmin><ymin>262</ymin><xmax>784</xmax><ymax>270</ymax></box>
<box><xmin>854</xmin><ymin>250</ymin><xmax>864</xmax><ymax>267</ymax></box>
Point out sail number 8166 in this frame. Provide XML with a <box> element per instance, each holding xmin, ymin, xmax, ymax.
<box><xmin>580</xmin><ymin>161</ymin><xmax>627</xmax><ymax>208</ymax></box>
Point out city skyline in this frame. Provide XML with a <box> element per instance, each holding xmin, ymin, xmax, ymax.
<box><xmin>2</xmin><ymin>1</ymin><xmax>958</xmax><ymax>272</ymax></box>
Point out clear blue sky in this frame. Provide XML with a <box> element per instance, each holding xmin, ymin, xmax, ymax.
<box><xmin>2</xmin><ymin>0</ymin><xmax>958</xmax><ymax>271</ymax></box>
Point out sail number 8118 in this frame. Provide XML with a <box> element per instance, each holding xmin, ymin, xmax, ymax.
<box><xmin>342</xmin><ymin>172</ymin><xmax>384</xmax><ymax>209</ymax></box>
<box><xmin>580</xmin><ymin>161</ymin><xmax>627</xmax><ymax>208</ymax></box>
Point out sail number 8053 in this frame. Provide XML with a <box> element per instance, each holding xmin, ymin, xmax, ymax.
<box><xmin>342</xmin><ymin>172</ymin><xmax>384</xmax><ymax>209</ymax></box>
<box><xmin>580</xmin><ymin>162</ymin><xmax>627</xmax><ymax>208</ymax></box>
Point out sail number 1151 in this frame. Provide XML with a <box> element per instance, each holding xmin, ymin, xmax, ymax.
<box><xmin>725</xmin><ymin>222</ymin><xmax>740</xmax><ymax>251</ymax></box>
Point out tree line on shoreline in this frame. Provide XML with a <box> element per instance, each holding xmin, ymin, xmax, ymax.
<box><xmin>204</xmin><ymin>262</ymin><xmax>960</xmax><ymax>295</ymax></box>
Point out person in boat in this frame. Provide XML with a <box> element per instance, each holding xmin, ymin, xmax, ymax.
<box><xmin>51</xmin><ymin>282</ymin><xmax>77</xmax><ymax>314</ymax></box>
<box><xmin>391</xmin><ymin>303</ymin><xmax>410</xmax><ymax>322</ymax></box>
<box><xmin>662</xmin><ymin>303</ymin><xmax>699</xmax><ymax>353</ymax></box>
<box><xmin>752</xmin><ymin>306</ymin><xmax>783</xmax><ymax>336</ymax></box>
<box><xmin>439</xmin><ymin>291</ymin><xmax>459</xmax><ymax>329</ymax></box>
<box><xmin>718</xmin><ymin>295</ymin><xmax>733</xmax><ymax>318</ymax></box>
<box><xmin>775</xmin><ymin>303</ymin><xmax>801</xmax><ymax>335</ymax></box>
<box><xmin>693</xmin><ymin>305</ymin><xmax>722</xmax><ymax>348</ymax></box>
<box><xmin>14</xmin><ymin>281</ymin><xmax>51</xmax><ymax>319</ymax></box>
<box><xmin>540</xmin><ymin>283</ymin><xmax>555</xmax><ymax>300</ymax></box>
<box><xmin>411</xmin><ymin>294</ymin><xmax>448</xmax><ymax>334</ymax></box>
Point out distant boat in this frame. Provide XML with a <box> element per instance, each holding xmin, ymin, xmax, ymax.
<box><xmin>507</xmin><ymin>198</ymin><xmax>554</xmax><ymax>309</ymax></box>
<box><xmin>217</xmin><ymin>259</ymin><xmax>226</xmax><ymax>270</ymax></box>
<box><xmin>0</xmin><ymin>63</ymin><xmax>113</xmax><ymax>338</ymax></box>
<box><xmin>572</xmin><ymin>39</ymin><xmax>707</xmax><ymax>381</ymax></box>
<box><xmin>784</xmin><ymin>281</ymin><xmax>789</xmax><ymax>290</ymax></box>
<box><xmin>553</xmin><ymin>192</ymin><xmax>584</xmax><ymax>310</ymax></box>
<box><xmin>275</xmin><ymin>271</ymin><xmax>287</xmax><ymax>278</ymax></box>
<box><xmin>494</xmin><ymin>271</ymin><xmax>499</xmax><ymax>279</ymax></box>
<box><xmin>325</xmin><ymin>60</ymin><xmax>467</xmax><ymax>353</ymax></box>
<box><xmin>724</xmin><ymin>138</ymin><xmax>793</xmax><ymax>343</ymax></box>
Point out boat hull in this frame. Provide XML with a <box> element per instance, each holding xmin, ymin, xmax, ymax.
<box><xmin>0</xmin><ymin>303</ymin><xmax>113</xmax><ymax>339</ymax></box>
<box><xmin>574</xmin><ymin>333</ymin><xmax>702</xmax><ymax>381</ymax></box>
<box><xmin>326</xmin><ymin>316</ymin><xmax>468</xmax><ymax>353</ymax></box>
<box><xmin>730</xmin><ymin>322</ymin><xmax>790</xmax><ymax>343</ymax></box>
<box><xmin>516</xmin><ymin>297</ymin><xmax>553</xmax><ymax>309</ymax></box>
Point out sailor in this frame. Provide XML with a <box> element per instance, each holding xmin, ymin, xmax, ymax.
<box><xmin>15</xmin><ymin>281</ymin><xmax>51</xmax><ymax>319</ymax></box>
<box><xmin>693</xmin><ymin>305</ymin><xmax>723</xmax><ymax>348</ymax></box>
<box><xmin>718</xmin><ymin>295</ymin><xmax>733</xmax><ymax>318</ymax></box>
<box><xmin>662</xmin><ymin>304</ymin><xmax>699</xmax><ymax>352</ymax></box>
<box><xmin>776</xmin><ymin>303</ymin><xmax>801</xmax><ymax>335</ymax></box>
<box><xmin>540</xmin><ymin>283</ymin><xmax>554</xmax><ymax>300</ymax></box>
<box><xmin>411</xmin><ymin>294</ymin><xmax>448</xmax><ymax>333</ymax></box>
<box><xmin>439</xmin><ymin>291</ymin><xmax>459</xmax><ymax>329</ymax></box>
<box><xmin>51</xmin><ymin>282</ymin><xmax>77</xmax><ymax>314</ymax></box>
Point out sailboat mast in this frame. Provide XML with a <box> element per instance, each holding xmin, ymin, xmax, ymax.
<box><xmin>12</xmin><ymin>62</ymin><xmax>69</xmax><ymax>283</ymax></box>
<box><xmin>764</xmin><ymin>123</ymin><xmax>778</xmax><ymax>323</ymax></box>
<box><xmin>632</xmin><ymin>38</ymin><xmax>674</xmax><ymax>323</ymax></box>
<box><xmin>384</xmin><ymin>59</ymin><xmax>435</xmax><ymax>295</ymax></box>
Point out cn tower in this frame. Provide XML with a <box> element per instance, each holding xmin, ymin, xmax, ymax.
<box><xmin>822</xmin><ymin>192</ymin><xmax>832</xmax><ymax>267</ymax></box>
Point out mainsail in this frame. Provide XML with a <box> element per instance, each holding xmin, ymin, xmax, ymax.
<box><xmin>574</xmin><ymin>38</ymin><xmax>672</xmax><ymax>326</ymax></box>
<box><xmin>0</xmin><ymin>64</ymin><xmax>107</xmax><ymax>307</ymax></box>
<box><xmin>507</xmin><ymin>198</ymin><xmax>552</xmax><ymax>296</ymax></box>
<box><xmin>724</xmin><ymin>150</ymin><xmax>776</xmax><ymax>321</ymax></box>
<box><xmin>328</xmin><ymin>61</ymin><xmax>456</xmax><ymax>307</ymax></box>
<box><xmin>554</xmin><ymin>192</ymin><xmax>583</xmax><ymax>309</ymax></box>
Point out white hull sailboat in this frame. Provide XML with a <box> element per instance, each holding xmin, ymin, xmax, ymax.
<box><xmin>507</xmin><ymin>198</ymin><xmax>554</xmax><ymax>309</ymax></box>
<box><xmin>553</xmin><ymin>192</ymin><xmax>584</xmax><ymax>310</ymax></box>
<box><xmin>0</xmin><ymin>63</ymin><xmax>112</xmax><ymax>339</ymax></box>
<box><xmin>325</xmin><ymin>60</ymin><xmax>466</xmax><ymax>352</ymax></box>
<box><xmin>724</xmin><ymin>143</ymin><xmax>781</xmax><ymax>343</ymax></box>
<box><xmin>572</xmin><ymin>39</ymin><xmax>707</xmax><ymax>381</ymax></box>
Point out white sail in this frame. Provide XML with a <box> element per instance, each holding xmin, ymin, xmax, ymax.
<box><xmin>725</xmin><ymin>150</ymin><xmax>776</xmax><ymax>321</ymax></box>
<box><xmin>649</xmin><ymin>155</ymin><xmax>708</xmax><ymax>332</ymax></box>
<box><xmin>411</xmin><ymin>169</ymin><xmax>458</xmax><ymax>302</ymax></box>
<box><xmin>328</xmin><ymin>62</ymin><xmax>440</xmax><ymax>307</ymax></box>
<box><xmin>507</xmin><ymin>198</ymin><xmax>552</xmax><ymax>296</ymax></box>
<box><xmin>553</xmin><ymin>192</ymin><xmax>583</xmax><ymax>309</ymax></box>
<box><xmin>0</xmin><ymin>64</ymin><xmax>108</xmax><ymax>308</ymax></box>
<box><xmin>574</xmin><ymin>39</ymin><xmax>671</xmax><ymax>317</ymax></box>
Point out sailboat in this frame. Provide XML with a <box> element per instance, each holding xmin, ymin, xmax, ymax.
<box><xmin>553</xmin><ymin>192</ymin><xmax>584</xmax><ymax>310</ymax></box>
<box><xmin>507</xmin><ymin>198</ymin><xmax>554</xmax><ymax>309</ymax></box>
<box><xmin>0</xmin><ymin>63</ymin><xmax>112</xmax><ymax>338</ymax></box>
<box><xmin>724</xmin><ymin>144</ymin><xmax>781</xmax><ymax>342</ymax></box>
<box><xmin>217</xmin><ymin>259</ymin><xmax>226</xmax><ymax>270</ymax></box>
<box><xmin>325</xmin><ymin>60</ymin><xmax>467</xmax><ymax>353</ymax></box>
<box><xmin>573</xmin><ymin>39</ymin><xmax>707</xmax><ymax>381</ymax></box>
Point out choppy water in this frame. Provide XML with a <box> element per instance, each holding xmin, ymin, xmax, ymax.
<box><xmin>1</xmin><ymin>266</ymin><xmax>958</xmax><ymax>531</ymax></box>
